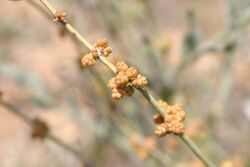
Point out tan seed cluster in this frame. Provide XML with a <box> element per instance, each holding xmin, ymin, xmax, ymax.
<box><xmin>31</xmin><ymin>118</ymin><xmax>49</xmax><ymax>140</ymax></box>
<box><xmin>108</xmin><ymin>61</ymin><xmax>147</xmax><ymax>100</ymax></box>
<box><xmin>132</xmin><ymin>74</ymin><xmax>148</xmax><ymax>88</ymax></box>
<box><xmin>94</xmin><ymin>38</ymin><xmax>113</xmax><ymax>57</ymax></box>
<box><xmin>81</xmin><ymin>38</ymin><xmax>112</xmax><ymax>68</ymax></box>
<box><xmin>53</xmin><ymin>10</ymin><xmax>67</xmax><ymax>23</ymax></box>
<box><xmin>81</xmin><ymin>53</ymin><xmax>96</xmax><ymax>67</ymax></box>
<box><xmin>154</xmin><ymin>100</ymin><xmax>186</xmax><ymax>137</ymax></box>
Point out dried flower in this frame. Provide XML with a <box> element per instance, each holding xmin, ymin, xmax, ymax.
<box><xmin>81</xmin><ymin>54</ymin><xmax>96</xmax><ymax>67</ymax></box>
<box><xmin>170</xmin><ymin>121</ymin><xmax>185</xmax><ymax>135</ymax></box>
<box><xmin>115</xmin><ymin>61</ymin><xmax>128</xmax><ymax>73</ymax></box>
<box><xmin>103</xmin><ymin>46</ymin><xmax>112</xmax><ymax>57</ymax></box>
<box><xmin>95</xmin><ymin>38</ymin><xmax>108</xmax><ymax>48</ymax></box>
<box><xmin>114</xmin><ymin>71</ymin><xmax>129</xmax><ymax>87</ymax></box>
<box><xmin>108</xmin><ymin>61</ymin><xmax>147</xmax><ymax>99</ymax></box>
<box><xmin>155</xmin><ymin>123</ymin><xmax>168</xmax><ymax>137</ymax></box>
<box><xmin>80</xmin><ymin>38</ymin><xmax>112</xmax><ymax>68</ymax></box>
<box><xmin>93</xmin><ymin>38</ymin><xmax>112</xmax><ymax>57</ymax></box>
<box><xmin>54</xmin><ymin>10</ymin><xmax>67</xmax><ymax>23</ymax></box>
<box><xmin>154</xmin><ymin>101</ymin><xmax>186</xmax><ymax>137</ymax></box>
<box><xmin>126</xmin><ymin>67</ymin><xmax>138</xmax><ymax>81</ymax></box>
<box><xmin>165</xmin><ymin>103</ymin><xmax>186</xmax><ymax>122</ymax></box>
<box><xmin>132</xmin><ymin>74</ymin><xmax>148</xmax><ymax>88</ymax></box>
<box><xmin>111</xmin><ymin>87</ymin><xmax>125</xmax><ymax>100</ymax></box>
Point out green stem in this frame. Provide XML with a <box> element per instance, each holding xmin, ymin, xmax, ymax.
<box><xmin>181</xmin><ymin>134</ymin><xmax>216</xmax><ymax>167</ymax></box>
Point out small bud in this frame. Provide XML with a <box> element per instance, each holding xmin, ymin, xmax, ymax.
<box><xmin>103</xmin><ymin>46</ymin><xmax>112</xmax><ymax>57</ymax></box>
<box><xmin>153</xmin><ymin>114</ymin><xmax>164</xmax><ymax>124</ymax></box>
<box><xmin>173</xmin><ymin>122</ymin><xmax>185</xmax><ymax>135</ymax></box>
<box><xmin>132</xmin><ymin>74</ymin><xmax>148</xmax><ymax>88</ymax></box>
<box><xmin>111</xmin><ymin>87</ymin><xmax>125</xmax><ymax>100</ymax></box>
<box><xmin>155</xmin><ymin>124</ymin><xmax>168</xmax><ymax>137</ymax></box>
<box><xmin>95</xmin><ymin>38</ymin><xmax>108</xmax><ymax>48</ymax></box>
<box><xmin>154</xmin><ymin>100</ymin><xmax>186</xmax><ymax>137</ymax></box>
<box><xmin>126</xmin><ymin>67</ymin><xmax>138</xmax><ymax>81</ymax></box>
<box><xmin>115</xmin><ymin>61</ymin><xmax>128</xmax><ymax>73</ymax></box>
<box><xmin>114</xmin><ymin>71</ymin><xmax>129</xmax><ymax>87</ymax></box>
<box><xmin>54</xmin><ymin>10</ymin><xmax>67</xmax><ymax>22</ymax></box>
<box><xmin>81</xmin><ymin>54</ymin><xmax>96</xmax><ymax>67</ymax></box>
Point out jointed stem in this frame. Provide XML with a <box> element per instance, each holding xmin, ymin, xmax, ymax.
<box><xmin>37</xmin><ymin>0</ymin><xmax>215</xmax><ymax>166</ymax></box>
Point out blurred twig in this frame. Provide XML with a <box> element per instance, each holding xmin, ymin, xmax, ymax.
<box><xmin>177</xmin><ymin>2</ymin><xmax>250</xmax><ymax>76</ymax></box>
<box><xmin>0</xmin><ymin>100</ymin><xmax>91</xmax><ymax>166</ymax></box>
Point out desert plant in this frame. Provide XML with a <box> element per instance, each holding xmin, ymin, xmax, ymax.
<box><xmin>31</xmin><ymin>0</ymin><xmax>216</xmax><ymax>166</ymax></box>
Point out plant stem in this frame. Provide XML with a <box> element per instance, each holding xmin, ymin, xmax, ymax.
<box><xmin>37</xmin><ymin>0</ymin><xmax>215</xmax><ymax>166</ymax></box>
<box><xmin>181</xmin><ymin>134</ymin><xmax>216</xmax><ymax>167</ymax></box>
<box><xmin>0</xmin><ymin>100</ymin><xmax>88</xmax><ymax>165</ymax></box>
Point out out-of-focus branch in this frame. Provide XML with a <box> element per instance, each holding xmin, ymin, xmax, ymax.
<box><xmin>0</xmin><ymin>100</ymin><xmax>90</xmax><ymax>166</ymax></box>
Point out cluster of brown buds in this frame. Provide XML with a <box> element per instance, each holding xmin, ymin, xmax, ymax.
<box><xmin>153</xmin><ymin>100</ymin><xmax>186</xmax><ymax>137</ymax></box>
<box><xmin>130</xmin><ymin>136</ymin><xmax>156</xmax><ymax>160</ymax></box>
<box><xmin>108</xmin><ymin>61</ymin><xmax>148</xmax><ymax>100</ymax></box>
<box><xmin>53</xmin><ymin>10</ymin><xmax>67</xmax><ymax>23</ymax></box>
<box><xmin>31</xmin><ymin>118</ymin><xmax>49</xmax><ymax>140</ymax></box>
<box><xmin>81</xmin><ymin>38</ymin><xmax>112</xmax><ymax>68</ymax></box>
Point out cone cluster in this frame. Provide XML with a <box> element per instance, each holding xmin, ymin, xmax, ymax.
<box><xmin>153</xmin><ymin>100</ymin><xmax>186</xmax><ymax>137</ymax></box>
<box><xmin>81</xmin><ymin>38</ymin><xmax>112</xmax><ymax>68</ymax></box>
<box><xmin>108</xmin><ymin>61</ymin><xmax>148</xmax><ymax>100</ymax></box>
<box><xmin>54</xmin><ymin>10</ymin><xmax>67</xmax><ymax>23</ymax></box>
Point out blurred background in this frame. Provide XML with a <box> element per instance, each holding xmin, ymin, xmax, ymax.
<box><xmin>0</xmin><ymin>0</ymin><xmax>250</xmax><ymax>166</ymax></box>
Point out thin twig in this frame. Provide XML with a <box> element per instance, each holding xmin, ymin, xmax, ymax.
<box><xmin>180</xmin><ymin>135</ymin><xmax>214</xmax><ymax>167</ymax></box>
<box><xmin>0</xmin><ymin>100</ymin><xmax>89</xmax><ymax>165</ymax></box>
